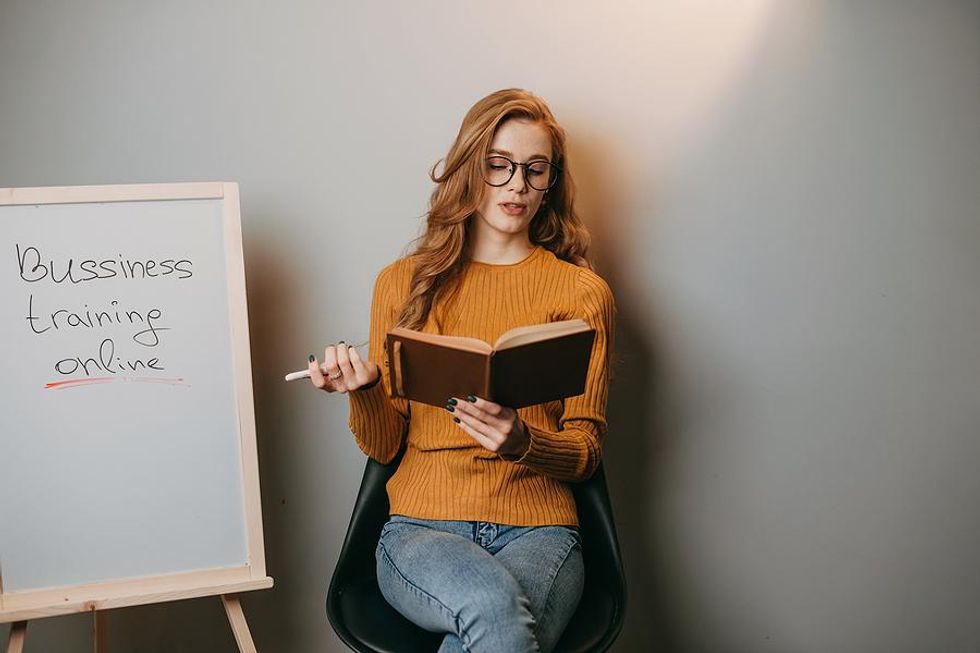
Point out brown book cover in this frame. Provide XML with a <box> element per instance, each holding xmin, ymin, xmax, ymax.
<box><xmin>384</xmin><ymin>319</ymin><xmax>596</xmax><ymax>409</ymax></box>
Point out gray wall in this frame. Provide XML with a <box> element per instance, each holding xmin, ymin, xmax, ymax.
<box><xmin>1</xmin><ymin>1</ymin><xmax>977</xmax><ymax>651</ymax></box>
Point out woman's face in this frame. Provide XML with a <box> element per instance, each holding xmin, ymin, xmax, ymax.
<box><xmin>474</xmin><ymin>118</ymin><xmax>554</xmax><ymax>240</ymax></box>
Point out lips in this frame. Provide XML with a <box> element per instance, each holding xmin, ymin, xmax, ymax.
<box><xmin>499</xmin><ymin>202</ymin><xmax>527</xmax><ymax>214</ymax></box>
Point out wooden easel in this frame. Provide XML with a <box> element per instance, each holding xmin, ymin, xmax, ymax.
<box><xmin>4</xmin><ymin>594</ymin><xmax>257</xmax><ymax>653</ymax></box>
<box><xmin>0</xmin><ymin>182</ymin><xmax>271</xmax><ymax>653</ymax></box>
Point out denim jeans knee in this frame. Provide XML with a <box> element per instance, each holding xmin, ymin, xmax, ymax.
<box><xmin>375</xmin><ymin>516</ymin><xmax>584</xmax><ymax>652</ymax></box>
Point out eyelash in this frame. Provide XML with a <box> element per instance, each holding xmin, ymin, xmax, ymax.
<box><xmin>488</xmin><ymin>163</ymin><xmax>546</xmax><ymax>175</ymax></box>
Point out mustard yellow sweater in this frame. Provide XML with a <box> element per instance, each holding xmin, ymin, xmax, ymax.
<box><xmin>347</xmin><ymin>244</ymin><xmax>616</xmax><ymax>526</ymax></box>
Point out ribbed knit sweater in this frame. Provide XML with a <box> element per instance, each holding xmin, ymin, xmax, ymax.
<box><xmin>347</xmin><ymin>244</ymin><xmax>616</xmax><ymax>526</ymax></box>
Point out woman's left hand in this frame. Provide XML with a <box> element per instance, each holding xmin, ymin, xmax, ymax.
<box><xmin>446</xmin><ymin>395</ymin><xmax>529</xmax><ymax>459</ymax></box>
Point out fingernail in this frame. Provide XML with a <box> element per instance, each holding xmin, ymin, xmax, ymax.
<box><xmin>467</xmin><ymin>395</ymin><xmax>476</xmax><ymax>402</ymax></box>
<box><xmin>453</xmin><ymin>417</ymin><xmax>460</xmax><ymax>423</ymax></box>
<box><xmin>447</xmin><ymin>398</ymin><xmax>458</xmax><ymax>405</ymax></box>
<box><xmin>309</xmin><ymin>354</ymin><xmax>315</xmax><ymax>362</ymax></box>
<box><xmin>445</xmin><ymin>404</ymin><xmax>455</xmax><ymax>412</ymax></box>
<box><xmin>339</xmin><ymin>340</ymin><xmax>345</xmax><ymax>344</ymax></box>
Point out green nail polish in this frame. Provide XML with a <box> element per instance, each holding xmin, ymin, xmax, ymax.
<box><xmin>467</xmin><ymin>395</ymin><xmax>476</xmax><ymax>402</ymax></box>
<box><xmin>309</xmin><ymin>354</ymin><xmax>315</xmax><ymax>362</ymax></box>
<box><xmin>445</xmin><ymin>405</ymin><xmax>455</xmax><ymax>412</ymax></box>
<box><xmin>447</xmin><ymin>398</ymin><xmax>458</xmax><ymax>405</ymax></box>
<box><xmin>453</xmin><ymin>417</ymin><xmax>460</xmax><ymax>423</ymax></box>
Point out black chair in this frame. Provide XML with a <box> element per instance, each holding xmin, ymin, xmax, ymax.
<box><xmin>326</xmin><ymin>449</ymin><xmax>627</xmax><ymax>652</ymax></box>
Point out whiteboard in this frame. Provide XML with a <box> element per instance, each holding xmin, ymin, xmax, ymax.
<box><xmin>0</xmin><ymin>183</ymin><xmax>271</xmax><ymax>622</ymax></box>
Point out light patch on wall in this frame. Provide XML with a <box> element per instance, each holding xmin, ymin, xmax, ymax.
<box><xmin>543</xmin><ymin>0</ymin><xmax>796</xmax><ymax>172</ymax></box>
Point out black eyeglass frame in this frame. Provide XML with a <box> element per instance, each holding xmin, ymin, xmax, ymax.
<box><xmin>482</xmin><ymin>155</ymin><xmax>563</xmax><ymax>191</ymax></box>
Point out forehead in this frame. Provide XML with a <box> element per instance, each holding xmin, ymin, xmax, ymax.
<box><xmin>490</xmin><ymin>119</ymin><xmax>553</xmax><ymax>160</ymax></box>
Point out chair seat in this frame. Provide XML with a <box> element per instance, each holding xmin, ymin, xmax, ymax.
<box><xmin>553</xmin><ymin>581</ymin><xmax>619</xmax><ymax>653</ymax></box>
<box><xmin>335</xmin><ymin>580</ymin><xmax>442</xmax><ymax>652</ymax></box>
<box><xmin>334</xmin><ymin>574</ymin><xmax>617</xmax><ymax>653</ymax></box>
<box><xmin>327</xmin><ymin>453</ymin><xmax>626</xmax><ymax>652</ymax></box>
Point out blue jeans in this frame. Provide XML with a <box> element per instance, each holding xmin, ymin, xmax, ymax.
<box><xmin>375</xmin><ymin>514</ymin><xmax>585</xmax><ymax>653</ymax></box>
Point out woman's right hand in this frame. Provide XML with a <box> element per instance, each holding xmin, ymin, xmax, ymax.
<box><xmin>308</xmin><ymin>342</ymin><xmax>380</xmax><ymax>393</ymax></box>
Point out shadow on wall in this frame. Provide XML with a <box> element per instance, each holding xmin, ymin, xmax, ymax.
<box><xmin>570</xmin><ymin>127</ymin><xmax>681</xmax><ymax>653</ymax></box>
<box><xmin>237</xmin><ymin>227</ymin><xmax>309</xmax><ymax>652</ymax></box>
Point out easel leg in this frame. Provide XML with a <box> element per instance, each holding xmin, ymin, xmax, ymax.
<box><xmin>5</xmin><ymin>621</ymin><xmax>27</xmax><ymax>653</ymax></box>
<box><xmin>93</xmin><ymin>611</ymin><xmax>108</xmax><ymax>653</ymax></box>
<box><xmin>221</xmin><ymin>594</ymin><xmax>257</xmax><ymax>653</ymax></box>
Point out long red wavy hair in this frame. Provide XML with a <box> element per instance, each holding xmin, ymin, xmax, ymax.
<box><xmin>396</xmin><ymin>88</ymin><xmax>593</xmax><ymax>332</ymax></box>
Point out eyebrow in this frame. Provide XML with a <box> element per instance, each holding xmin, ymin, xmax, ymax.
<box><xmin>489</xmin><ymin>148</ymin><xmax>551</xmax><ymax>162</ymax></box>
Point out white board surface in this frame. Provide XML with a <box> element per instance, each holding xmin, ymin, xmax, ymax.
<box><xmin>0</xmin><ymin>183</ymin><xmax>268</xmax><ymax>619</ymax></box>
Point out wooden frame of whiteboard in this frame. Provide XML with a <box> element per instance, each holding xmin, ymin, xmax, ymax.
<box><xmin>0</xmin><ymin>182</ymin><xmax>272</xmax><ymax>624</ymax></box>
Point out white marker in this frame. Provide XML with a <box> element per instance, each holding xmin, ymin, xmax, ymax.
<box><xmin>284</xmin><ymin>365</ymin><xmax>331</xmax><ymax>382</ymax></box>
<box><xmin>285</xmin><ymin>342</ymin><xmax>368</xmax><ymax>382</ymax></box>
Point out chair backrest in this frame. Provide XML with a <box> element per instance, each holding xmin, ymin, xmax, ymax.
<box><xmin>327</xmin><ymin>450</ymin><xmax>627</xmax><ymax>653</ymax></box>
<box><xmin>329</xmin><ymin>450</ymin><xmax>402</xmax><ymax>597</ymax></box>
<box><xmin>555</xmin><ymin>462</ymin><xmax>627</xmax><ymax>652</ymax></box>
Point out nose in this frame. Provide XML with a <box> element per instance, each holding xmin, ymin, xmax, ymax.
<box><xmin>508</xmin><ymin>164</ymin><xmax>529</xmax><ymax>193</ymax></box>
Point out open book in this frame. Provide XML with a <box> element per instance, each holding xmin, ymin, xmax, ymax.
<box><xmin>384</xmin><ymin>318</ymin><xmax>596</xmax><ymax>409</ymax></box>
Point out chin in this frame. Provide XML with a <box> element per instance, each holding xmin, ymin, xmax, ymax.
<box><xmin>493</xmin><ymin>219</ymin><xmax>530</xmax><ymax>235</ymax></box>
<box><xmin>477</xmin><ymin>211</ymin><xmax>530</xmax><ymax>235</ymax></box>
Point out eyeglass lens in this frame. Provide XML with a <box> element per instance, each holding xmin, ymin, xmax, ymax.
<box><xmin>484</xmin><ymin>156</ymin><xmax>557</xmax><ymax>191</ymax></box>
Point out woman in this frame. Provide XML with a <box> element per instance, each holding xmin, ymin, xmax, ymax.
<box><xmin>308</xmin><ymin>88</ymin><xmax>616</xmax><ymax>652</ymax></box>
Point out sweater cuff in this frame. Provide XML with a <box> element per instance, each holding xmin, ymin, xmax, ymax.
<box><xmin>510</xmin><ymin>422</ymin><xmax>587</xmax><ymax>480</ymax></box>
<box><xmin>348</xmin><ymin>374</ymin><xmax>392</xmax><ymax>420</ymax></box>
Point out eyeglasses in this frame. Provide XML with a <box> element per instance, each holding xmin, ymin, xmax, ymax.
<box><xmin>482</xmin><ymin>155</ymin><xmax>561</xmax><ymax>191</ymax></box>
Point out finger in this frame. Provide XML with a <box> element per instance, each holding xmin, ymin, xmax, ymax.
<box><xmin>319</xmin><ymin>346</ymin><xmax>347</xmax><ymax>392</ymax></box>
<box><xmin>336</xmin><ymin>341</ymin><xmax>355</xmax><ymax>377</ymax></box>
<box><xmin>322</xmin><ymin>344</ymin><xmax>342</xmax><ymax>380</ymax></box>
<box><xmin>333</xmin><ymin>342</ymin><xmax>358</xmax><ymax>393</ymax></box>
<box><xmin>465</xmin><ymin>395</ymin><xmax>504</xmax><ymax>418</ymax></box>
<box><xmin>348</xmin><ymin>346</ymin><xmax>374</xmax><ymax>383</ymax></box>
<box><xmin>348</xmin><ymin>344</ymin><xmax>364</xmax><ymax>368</ymax></box>
<box><xmin>452</xmin><ymin>396</ymin><xmax>507</xmax><ymax>429</ymax></box>
<box><xmin>452</xmin><ymin>406</ymin><xmax>504</xmax><ymax>446</ymax></box>
<box><xmin>308</xmin><ymin>355</ymin><xmax>331</xmax><ymax>391</ymax></box>
<box><xmin>454</xmin><ymin>414</ymin><xmax>503</xmax><ymax>453</ymax></box>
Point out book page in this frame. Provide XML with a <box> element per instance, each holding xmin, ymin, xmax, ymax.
<box><xmin>388</xmin><ymin>327</ymin><xmax>493</xmax><ymax>354</ymax></box>
<box><xmin>494</xmin><ymin>318</ymin><xmax>590</xmax><ymax>350</ymax></box>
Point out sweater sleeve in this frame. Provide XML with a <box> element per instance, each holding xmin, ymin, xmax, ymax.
<box><xmin>347</xmin><ymin>262</ymin><xmax>410</xmax><ymax>463</ymax></box>
<box><xmin>511</xmin><ymin>268</ymin><xmax>616</xmax><ymax>482</ymax></box>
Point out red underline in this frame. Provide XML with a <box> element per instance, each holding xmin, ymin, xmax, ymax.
<box><xmin>44</xmin><ymin>376</ymin><xmax>187</xmax><ymax>389</ymax></box>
